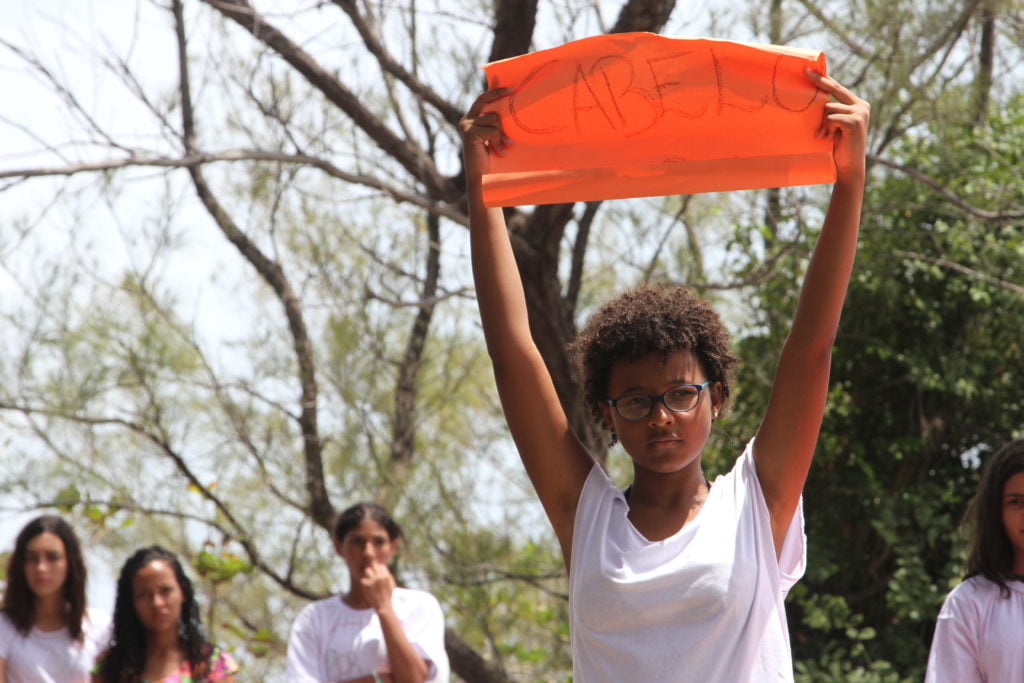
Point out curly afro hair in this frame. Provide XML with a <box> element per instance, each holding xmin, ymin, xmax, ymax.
<box><xmin>570</xmin><ymin>284</ymin><xmax>738</xmax><ymax>442</ymax></box>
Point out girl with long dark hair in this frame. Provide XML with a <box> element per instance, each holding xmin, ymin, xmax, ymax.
<box><xmin>0</xmin><ymin>515</ymin><xmax>110</xmax><ymax>682</ymax></box>
<box><xmin>926</xmin><ymin>440</ymin><xmax>1024</xmax><ymax>681</ymax></box>
<box><xmin>92</xmin><ymin>546</ymin><xmax>236</xmax><ymax>683</ymax></box>
<box><xmin>286</xmin><ymin>503</ymin><xmax>449</xmax><ymax>682</ymax></box>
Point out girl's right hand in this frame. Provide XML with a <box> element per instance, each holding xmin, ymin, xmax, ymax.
<box><xmin>360</xmin><ymin>561</ymin><xmax>396</xmax><ymax>613</ymax></box>
<box><xmin>459</xmin><ymin>88</ymin><xmax>513</xmax><ymax>178</ymax></box>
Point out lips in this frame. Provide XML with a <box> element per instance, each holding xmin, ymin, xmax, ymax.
<box><xmin>647</xmin><ymin>433</ymin><xmax>680</xmax><ymax>446</ymax></box>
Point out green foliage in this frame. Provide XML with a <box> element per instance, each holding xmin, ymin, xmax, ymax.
<box><xmin>785</xmin><ymin>97</ymin><xmax>1024</xmax><ymax>678</ymax></box>
<box><xmin>427</xmin><ymin>526</ymin><xmax>571</xmax><ymax>680</ymax></box>
<box><xmin>193</xmin><ymin>548</ymin><xmax>254</xmax><ymax>584</ymax></box>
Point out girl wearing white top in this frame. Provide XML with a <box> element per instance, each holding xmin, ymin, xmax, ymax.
<box><xmin>926</xmin><ymin>439</ymin><xmax>1024</xmax><ymax>682</ymax></box>
<box><xmin>459</xmin><ymin>68</ymin><xmax>869</xmax><ymax>681</ymax></box>
<box><xmin>286</xmin><ymin>503</ymin><xmax>449</xmax><ymax>683</ymax></box>
<box><xmin>0</xmin><ymin>515</ymin><xmax>110</xmax><ymax>683</ymax></box>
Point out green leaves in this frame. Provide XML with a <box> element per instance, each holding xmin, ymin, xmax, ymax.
<box><xmin>193</xmin><ymin>549</ymin><xmax>254</xmax><ymax>584</ymax></box>
<box><xmin>54</xmin><ymin>484</ymin><xmax>81</xmax><ymax>512</ymax></box>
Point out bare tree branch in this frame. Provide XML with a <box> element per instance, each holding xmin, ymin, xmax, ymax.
<box><xmin>382</xmin><ymin>210</ymin><xmax>442</xmax><ymax>503</ymax></box>
<box><xmin>567</xmin><ymin>201</ymin><xmax>602</xmax><ymax>310</ymax></box>
<box><xmin>894</xmin><ymin>250</ymin><xmax>1024</xmax><ymax>298</ymax></box>
<box><xmin>1</xmin><ymin>398</ymin><xmax>323</xmax><ymax>600</ymax></box>
<box><xmin>0</xmin><ymin>151</ymin><xmax>469</xmax><ymax>226</ymax></box>
<box><xmin>330</xmin><ymin>0</ymin><xmax>463</xmax><ymax>126</ymax></box>
<box><xmin>791</xmin><ymin>0</ymin><xmax>870</xmax><ymax>59</ymax></box>
<box><xmin>870</xmin><ymin>153</ymin><xmax>1024</xmax><ymax>220</ymax></box>
<box><xmin>198</xmin><ymin>0</ymin><xmax>455</xmax><ymax>200</ymax></box>
<box><xmin>173</xmin><ymin>0</ymin><xmax>335</xmax><ymax>530</ymax></box>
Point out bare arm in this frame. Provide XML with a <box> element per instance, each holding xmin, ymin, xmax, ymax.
<box><xmin>460</xmin><ymin>90</ymin><xmax>594</xmax><ymax>565</ymax></box>
<box><xmin>754</xmin><ymin>70</ymin><xmax>871</xmax><ymax>555</ymax></box>
<box><xmin>361</xmin><ymin>563</ymin><xmax>428</xmax><ymax>683</ymax></box>
<box><xmin>375</xmin><ymin>607</ymin><xmax>428</xmax><ymax>683</ymax></box>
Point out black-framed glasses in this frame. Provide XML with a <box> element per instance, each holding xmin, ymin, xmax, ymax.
<box><xmin>605</xmin><ymin>381</ymin><xmax>711</xmax><ymax>422</ymax></box>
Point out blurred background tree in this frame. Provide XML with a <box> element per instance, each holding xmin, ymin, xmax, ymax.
<box><xmin>1</xmin><ymin>0</ymin><xmax>1021</xmax><ymax>679</ymax></box>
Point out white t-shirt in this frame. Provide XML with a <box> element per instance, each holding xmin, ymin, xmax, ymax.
<box><xmin>0</xmin><ymin>608</ymin><xmax>111</xmax><ymax>683</ymax></box>
<box><xmin>286</xmin><ymin>587</ymin><xmax>449</xmax><ymax>682</ymax></box>
<box><xmin>925</xmin><ymin>575</ymin><xmax>1024</xmax><ymax>682</ymax></box>
<box><xmin>569</xmin><ymin>440</ymin><xmax>806</xmax><ymax>682</ymax></box>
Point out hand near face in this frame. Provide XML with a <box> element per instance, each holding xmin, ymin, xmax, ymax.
<box><xmin>359</xmin><ymin>560</ymin><xmax>396</xmax><ymax>613</ymax></box>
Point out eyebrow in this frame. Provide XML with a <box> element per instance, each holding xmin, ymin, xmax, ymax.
<box><xmin>617</xmin><ymin>379</ymin><xmax>700</xmax><ymax>394</ymax></box>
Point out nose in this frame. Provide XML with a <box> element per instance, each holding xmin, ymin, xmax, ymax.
<box><xmin>647</xmin><ymin>399</ymin><xmax>674</xmax><ymax>425</ymax></box>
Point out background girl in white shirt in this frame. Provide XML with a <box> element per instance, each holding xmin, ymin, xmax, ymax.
<box><xmin>0</xmin><ymin>515</ymin><xmax>110</xmax><ymax>683</ymax></box>
<box><xmin>286</xmin><ymin>503</ymin><xmax>449</xmax><ymax>683</ymax></box>
<box><xmin>926</xmin><ymin>440</ymin><xmax>1024</xmax><ymax>682</ymax></box>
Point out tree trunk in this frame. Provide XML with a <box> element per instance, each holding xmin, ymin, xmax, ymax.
<box><xmin>509</xmin><ymin>0</ymin><xmax>679</xmax><ymax>463</ymax></box>
<box><xmin>973</xmin><ymin>0</ymin><xmax>995</xmax><ymax>126</ymax></box>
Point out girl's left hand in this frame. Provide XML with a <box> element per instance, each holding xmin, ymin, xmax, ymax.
<box><xmin>806</xmin><ymin>69</ymin><xmax>870</xmax><ymax>181</ymax></box>
<box><xmin>360</xmin><ymin>561</ymin><xmax>396</xmax><ymax>612</ymax></box>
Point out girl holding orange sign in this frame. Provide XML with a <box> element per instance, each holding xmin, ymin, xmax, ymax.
<box><xmin>459</xmin><ymin>64</ymin><xmax>869</xmax><ymax>682</ymax></box>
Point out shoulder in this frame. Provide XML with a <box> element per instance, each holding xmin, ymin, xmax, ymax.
<box><xmin>0</xmin><ymin>613</ymin><xmax>17</xmax><ymax>657</ymax></box>
<box><xmin>574</xmin><ymin>461</ymin><xmax>621</xmax><ymax>518</ymax></box>
<box><xmin>207</xmin><ymin>645</ymin><xmax>239</xmax><ymax>679</ymax></box>
<box><xmin>293</xmin><ymin>596</ymin><xmax>342</xmax><ymax>626</ymax></box>
<box><xmin>393</xmin><ymin>587</ymin><xmax>443</xmax><ymax>612</ymax></box>
<box><xmin>941</xmin><ymin>576</ymin><xmax>999</xmax><ymax>615</ymax></box>
<box><xmin>951</xmin><ymin>575</ymin><xmax>1000</xmax><ymax>600</ymax></box>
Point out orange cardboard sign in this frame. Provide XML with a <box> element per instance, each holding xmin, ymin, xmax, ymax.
<box><xmin>481</xmin><ymin>34</ymin><xmax>835</xmax><ymax>207</ymax></box>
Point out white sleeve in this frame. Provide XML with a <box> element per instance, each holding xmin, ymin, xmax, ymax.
<box><xmin>404</xmin><ymin>594</ymin><xmax>449</xmax><ymax>682</ymax></box>
<box><xmin>924</xmin><ymin>588</ymin><xmax>983</xmax><ymax>683</ymax></box>
<box><xmin>0</xmin><ymin>614</ymin><xmax>14</xmax><ymax>658</ymax></box>
<box><xmin>286</xmin><ymin>604</ymin><xmax>328</xmax><ymax>682</ymax></box>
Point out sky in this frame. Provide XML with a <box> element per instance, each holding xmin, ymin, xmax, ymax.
<box><xmin>0</xmin><ymin>0</ymin><xmax>766</xmax><ymax>621</ymax></box>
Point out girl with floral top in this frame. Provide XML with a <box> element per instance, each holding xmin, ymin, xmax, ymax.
<box><xmin>92</xmin><ymin>546</ymin><xmax>237</xmax><ymax>683</ymax></box>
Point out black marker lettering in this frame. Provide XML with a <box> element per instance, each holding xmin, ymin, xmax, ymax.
<box><xmin>572</xmin><ymin>61</ymin><xmax>618</xmax><ymax>133</ymax></box>
<box><xmin>711</xmin><ymin>47</ymin><xmax>767</xmax><ymax>114</ymax></box>
<box><xmin>646</xmin><ymin>52</ymin><xmax>707</xmax><ymax>120</ymax></box>
<box><xmin>771</xmin><ymin>56</ymin><xmax>818</xmax><ymax>112</ymax></box>
<box><xmin>509</xmin><ymin>60</ymin><xmax>566</xmax><ymax>135</ymax></box>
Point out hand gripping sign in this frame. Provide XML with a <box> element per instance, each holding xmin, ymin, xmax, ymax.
<box><xmin>480</xmin><ymin>33</ymin><xmax>835</xmax><ymax>207</ymax></box>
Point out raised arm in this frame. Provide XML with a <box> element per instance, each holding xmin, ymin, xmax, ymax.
<box><xmin>753</xmin><ymin>70</ymin><xmax>870</xmax><ymax>554</ymax></box>
<box><xmin>459</xmin><ymin>90</ymin><xmax>593</xmax><ymax>564</ymax></box>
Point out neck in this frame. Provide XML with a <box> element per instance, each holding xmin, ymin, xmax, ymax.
<box><xmin>626</xmin><ymin>462</ymin><xmax>710</xmax><ymax>542</ymax></box>
<box><xmin>343</xmin><ymin>586</ymin><xmax>371</xmax><ymax>610</ymax></box>
<box><xmin>146</xmin><ymin>627</ymin><xmax>181</xmax><ymax>653</ymax></box>
<box><xmin>33</xmin><ymin>594</ymin><xmax>67</xmax><ymax>629</ymax></box>
<box><xmin>629</xmin><ymin>461</ymin><xmax>709</xmax><ymax>510</ymax></box>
